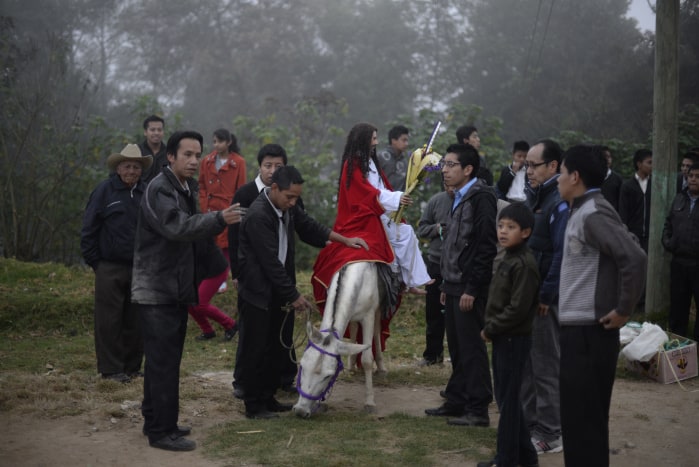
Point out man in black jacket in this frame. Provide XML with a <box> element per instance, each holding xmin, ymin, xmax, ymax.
<box><xmin>138</xmin><ymin>115</ymin><xmax>167</xmax><ymax>183</ymax></box>
<box><xmin>619</xmin><ymin>149</ymin><xmax>652</xmax><ymax>252</ymax></box>
<box><xmin>228</xmin><ymin>144</ymin><xmax>299</xmax><ymax>397</ymax></box>
<box><xmin>663</xmin><ymin>162</ymin><xmax>699</xmax><ymax>341</ymax></box>
<box><xmin>81</xmin><ymin>144</ymin><xmax>152</xmax><ymax>384</ymax></box>
<box><xmin>237</xmin><ymin>165</ymin><xmax>366</xmax><ymax>419</ymax></box>
<box><xmin>424</xmin><ymin>143</ymin><xmax>497</xmax><ymax>427</ymax></box>
<box><xmin>132</xmin><ymin>131</ymin><xmax>243</xmax><ymax>452</ymax></box>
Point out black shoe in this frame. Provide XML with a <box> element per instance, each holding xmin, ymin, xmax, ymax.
<box><xmin>143</xmin><ymin>425</ymin><xmax>191</xmax><ymax>437</ymax></box>
<box><xmin>149</xmin><ymin>433</ymin><xmax>196</xmax><ymax>451</ymax></box>
<box><xmin>279</xmin><ymin>384</ymin><xmax>297</xmax><ymax>394</ymax></box>
<box><xmin>127</xmin><ymin>371</ymin><xmax>144</xmax><ymax>378</ymax></box>
<box><xmin>447</xmin><ymin>413</ymin><xmax>490</xmax><ymax>427</ymax></box>
<box><xmin>425</xmin><ymin>404</ymin><xmax>463</xmax><ymax>417</ymax></box>
<box><xmin>223</xmin><ymin>323</ymin><xmax>238</xmax><ymax>341</ymax></box>
<box><xmin>417</xmin><ymin>358</ymin><xmax>443</xmax><ymax>367</ymax></box>
<box><xmin>233</xmin><ymin>387</ymin><xmax>245</xmax><ymax>399</ymax></box>
<box><xmin>439</xmin><ymin>390</ymin><xmax>447</xmax><ymax>399</ymax></box>
<box><xmin>266</xmin><ymin>397</ymin><xmax>293</xmax><ymax>412</ymax></box>
<box><xmin>195</xmin><ymin>332</ymin><xmax>216</xmax><ymax>341</ymax></box>
<box><xmin>102</xmin><ymin>372</ymin><xmax>131</xmax><ymax>383</ymax></box>
<box><xmin>245</xmin><ymin>409</ymin><xmax>279</xmax><ymax>420</ymax></box>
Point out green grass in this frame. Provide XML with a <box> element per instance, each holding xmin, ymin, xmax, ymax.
<box><xmin>0</xmin><ymin>257</ymin><xmax>687</xmax><ymax>465</ymax></box>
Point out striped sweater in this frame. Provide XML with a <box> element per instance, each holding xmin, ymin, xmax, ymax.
<box><xmin>559</xmin><ymin>191</ymin><xmax>647</xmax><ymax>326</ymax></box>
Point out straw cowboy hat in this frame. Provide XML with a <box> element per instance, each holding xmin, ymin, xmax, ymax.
<box><xmin>107</xmin><ymin>144</ymin><xmax>153</xmax><ymax>172</ymax></box>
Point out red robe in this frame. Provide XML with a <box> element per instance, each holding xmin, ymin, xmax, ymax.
<box><xmin>312</xmin><ymin>160</ymin><xmax>397</xmax><ymax>351</ymax></box>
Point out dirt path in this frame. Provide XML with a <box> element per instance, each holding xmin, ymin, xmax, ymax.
<box><xmin>3</xmin><ymin>372</ymin><xmax>698</xmax><ymax>466</ymax></box>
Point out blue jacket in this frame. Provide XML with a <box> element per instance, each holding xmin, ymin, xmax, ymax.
<box><xmin>526</xmin><ymin>174</ymin><xmax>567</xmax><ymax>306</ymax></box>
<box><xmin>80</xmin><ymin>173</ymin><xmax>145</xmax><ymax>269</ymax></box>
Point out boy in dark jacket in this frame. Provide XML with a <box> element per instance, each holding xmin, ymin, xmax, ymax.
<box><xmin>478</xmin><ymin>203</ymin><xmax>541</xmax><ymax>467</ymax></box>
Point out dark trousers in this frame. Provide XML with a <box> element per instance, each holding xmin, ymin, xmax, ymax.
<box><xmin>492</xmin><ymin>335</ymin><xmax>537</xmax><ymax>467</ymax></box>
<box><xmin>94</xmin><ymin>261</ymin><xmax>142</xmax><ymax>375</ymax></box>
<box><xmin>443</xmin><ymin>294</ymin><xmax>493</xmax><ymax>416</ymax></box>
<box><xmin>237</xmin><ymin>298</ymin><xmax>287</xmax><ymax>412</ymax></box>
<box><xmin>669</xmin><ymin>259</ymin><xmax>699</xmax><ymax>341</ymax></box>
<box><xmin>423</xmin><ymin>260</ymin><xmax>445</xmax><ymax>362</ymax></box>
<box><xmin>233</xmin><ymin>299</ymin><xmax>296</xmax><ymax>390</ymax></box>
<box><xmin>139</xmin><ymin>304</ymin><xmax>188</xmax><ymax>442</ymax></box>
<box><xmin>560</xmin><ymin>325</ymin><xmax>619</xmax><ymax>467</ymax></box>
<box><xmin>280</xmin><ymin>306</ymin><xmax>298</xmax><ymax>387</ymax></box>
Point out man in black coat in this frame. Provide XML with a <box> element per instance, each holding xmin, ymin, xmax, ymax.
<box><xmin>236</xmin><ymin>166</ymin><xmax>366</xmax><ymax>418</ymax></box>
<box><xmin>81</xmin><ymin>144</ymin><xmax>152</xmax><ymax>384</ymax></box>
<box><xmin>619</xmin><ymin>149</ymin><xmax>652</xmax><ymax>252</ymax></box>
<box><xmin>228</xmin><ymin>144</ymin><xmax>300</xmax><ymax>396</ymax></box>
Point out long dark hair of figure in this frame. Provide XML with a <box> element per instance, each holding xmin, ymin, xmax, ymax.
<box><xmin>339</xmin><ymin>122</ymin><xmax>378</xmax><ymax>190</ymax></box>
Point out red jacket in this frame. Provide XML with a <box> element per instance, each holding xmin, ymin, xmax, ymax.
<box><xmin>312</xmin><ymin>159</ymin><xmax>395</xmax><ymax>304</ymax></box>
<box><xmin>198</xmin><ymin>151</ymin><xmax>247</xmax><ymax>249</ymax></box>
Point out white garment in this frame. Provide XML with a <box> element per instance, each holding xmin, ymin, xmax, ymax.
<box><xmin>368</xmin><ymin>160</ymin><xmax>431</xmax><ymax>287</ymax></box>
<box><xmin>506</xmin><ymin>166</ymin><xmax>527</xmax><ymax>202</ymax></box>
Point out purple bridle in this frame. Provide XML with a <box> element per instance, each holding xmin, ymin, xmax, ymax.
<box><xmin>296</xmin><ymin>329</ymin><xmax>344</xmax><ymax>413</ymax></box>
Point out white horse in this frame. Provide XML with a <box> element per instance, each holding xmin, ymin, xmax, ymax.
<box><xmin>292</xmin><ymin>261</ymin><xmax>389</xmax><ymax>418</ymax></box>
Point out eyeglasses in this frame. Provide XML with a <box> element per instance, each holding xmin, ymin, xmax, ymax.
<box><xmin>524</xmin><ymin>160</ymin><xmax>548</xmax><ymax>169</ymax></box>
<box><xmin>439</xmin><ymin>160</ymin><xmax>460</xmax><ymax>169</ymax></box>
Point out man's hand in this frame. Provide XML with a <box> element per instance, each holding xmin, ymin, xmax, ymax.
<box><xmin>342</xmin><ymin>236</ymin><xmax>369</xmax><ymax>251</ymax></box>
<box><xmin>221</xmin><ymin>203</ymin><xmax>244</xmax><ymax>225</ymax></box>
<box><xmin>459</xmin><ymin>293</ymin><xmax>475</xmax><ymax>312</ymax></box>
<box><xmin>291</xmin><ymin>295</ymin><xmax>312</xmax><ymax>313</ymax></box>
<box><xmin>599</xmin><ymin>309</ymin><xmax>629</xmax><ymax>330</ymax></box>
<box><xmin>400</xmin><ymin>194</ymin><xmax>413</xmax><ymax>206</ymax></box>
<box><xmin>231</xmin><ymin>278</ymin><xmax>238</xmax><ymax>290</ymax></box>
<box><xmin>440</xmin><ymin>291</ymin><xmax>446</xmax><ymax>306</ymax></box>
<box><xmin>538</xmin><ymin>303</ymin><xmax>549</xmax><ymax>316</ymax></box>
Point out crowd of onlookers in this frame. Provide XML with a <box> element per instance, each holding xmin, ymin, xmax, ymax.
<box><xmin>79</xmin><ymin>116</ymin><xmax>698</xmax><ymax>465</ymax></box>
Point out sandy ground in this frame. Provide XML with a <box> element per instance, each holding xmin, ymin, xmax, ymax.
<box><xmin>3</xmin><ymin>370</ymin><xmax>699</xmax><ymax>467</ymax></box>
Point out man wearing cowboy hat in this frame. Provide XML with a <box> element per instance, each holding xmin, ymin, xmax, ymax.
<box><xmin>80</xmin><ymin>144</ymin><xmax>153</xmax><ymax>384</ymax></box>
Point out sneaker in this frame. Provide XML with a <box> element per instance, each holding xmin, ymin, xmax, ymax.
<box><xmin>195</xmin><ymin>332</ymin><xmax>216</xmax><ymax>341</ymax></box>
<box><xmin>217</xmin><ymin>281</ymin><xmax>228</xmax><ymax>294</ymax></box>
<box><xmin>101</xmin><ymin>372</ymin><xmax>131</xmax><ymax>383</ymax></box>
<box><xmin>223</xmin><ymin>323</ymin><xmax>238</xmax><ymax>341</ymax></box>
<box><xmin>532</xmin><ymin>436</ymin><xmax>563</xmax><ymax>454</ymax></box>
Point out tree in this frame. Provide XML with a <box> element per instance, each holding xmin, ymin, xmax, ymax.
<box><xmin>0</xmin><ymin>1</ymin><xmax>116</xmax><ymax>262</ymax></box>
<box><xmin>459</xmin><ymin>0</ymin><xmax>653</xmax><ymax>143</ymax></box>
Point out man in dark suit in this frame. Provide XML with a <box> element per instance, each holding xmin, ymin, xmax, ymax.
<box><xmin>236</xmin><ymin>166</ymin><xmax>366</xmax><ymax>418</ymax></box>
<box><xmin>228</xmin><ymin>144</ymin><xmax>303</xmax><ymax>397</ymax></box>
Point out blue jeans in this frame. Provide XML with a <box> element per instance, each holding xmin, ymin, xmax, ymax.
<box><xmin>492</xmin><ymin>334</ymin><xmax>538</xmax><ymax>467</ymax></box>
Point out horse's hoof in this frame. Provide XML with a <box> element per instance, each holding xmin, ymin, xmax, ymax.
<box><xmin>363</xmin><ymin>404</ymin><xmax>377</xmax><ymax>414</ymax></box>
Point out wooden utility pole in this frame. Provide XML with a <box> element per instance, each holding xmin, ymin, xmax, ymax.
<box><xmin>647</xmin><ymin>0</ymin><xmax>680</xmax><ymax>315</ymax></box>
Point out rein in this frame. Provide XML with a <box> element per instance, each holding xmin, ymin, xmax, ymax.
<box><xmin>296</xmin><ymin>328</ymin><xmax>344</xmax><ymax>413</ymax></box>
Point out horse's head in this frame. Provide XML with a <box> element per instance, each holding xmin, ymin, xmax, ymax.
<box><xmin>292</xmin><ymin>321</ymin><xmax>369</xmax><ymax>418</ymax></box>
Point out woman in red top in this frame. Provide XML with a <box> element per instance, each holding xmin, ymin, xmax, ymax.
<box><xmin>190</xmin><ymin>129</ymin><xmax>247</xmax><ymax>340</ymax></box>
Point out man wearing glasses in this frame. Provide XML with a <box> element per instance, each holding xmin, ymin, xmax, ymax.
<box><xmin>425</xmin><ymin>143</ymin><xmax>497</xmax><ymax>428</ymax></box>
<box><xmin>520</xmin><ymin>139</ymin><xmax>568</xmax><ymax>455</ymax></box>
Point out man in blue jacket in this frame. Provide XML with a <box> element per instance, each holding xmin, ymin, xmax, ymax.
<box><xmin>81</xmin><ymin>144</ymin><xmax>152</xmax><ymax>384</ymax></box>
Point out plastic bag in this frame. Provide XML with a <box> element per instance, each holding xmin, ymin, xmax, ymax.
<box><xmin>619</xmin><ymin>321</ymin><xmax>642</xmax><ymax>345</ymax></box>
<box><xmin>621</xmin><ymin>322</ymin><xmax>669</xmax><ymax>362</ymax></box>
